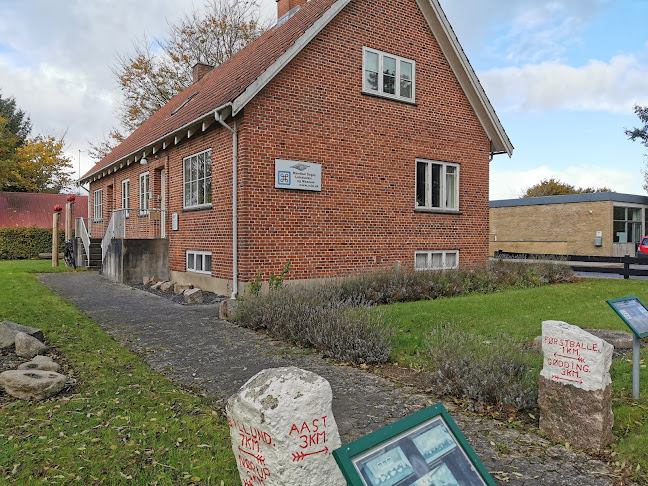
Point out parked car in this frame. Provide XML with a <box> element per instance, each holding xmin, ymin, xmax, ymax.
<box><xmin>637</xmin><ymin>236</ymin><xmax>648</xmax><ymax>257</ymax></box>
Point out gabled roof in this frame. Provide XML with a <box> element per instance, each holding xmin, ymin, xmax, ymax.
<box><xmin>82</xmin><ymin>0</ymin><xmax>512</xmax><ymax>184</ymax></box>
<box><xmin>0</xmin><ymin>192</ymin><xmax>88</xmax><ymax>229</ymax></box>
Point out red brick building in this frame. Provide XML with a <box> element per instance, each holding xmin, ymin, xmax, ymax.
<box><xmin>80</xmin><ymin>0</ymin><xmax>512</xmax><ymax>296</ymax></box>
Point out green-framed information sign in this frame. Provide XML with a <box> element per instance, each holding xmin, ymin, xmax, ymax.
<box><xmin>607</xmin><ymin>296</ymin><xmax>648</xmax><ymax>338</ymax></box>
<box><xmin>333</xmin><ymin>402</ymin><xmax>495</xmax><ymax>486</ymax></box>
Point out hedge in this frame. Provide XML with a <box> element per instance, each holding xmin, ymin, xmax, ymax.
<box><xmin>0</xmin><ymin>227</ymin><xmax>66</xmax><ymax>260</ymax></box>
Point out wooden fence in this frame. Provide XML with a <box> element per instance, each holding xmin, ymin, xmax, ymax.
<box><xmin>493</xmin><ymin>251</ymin><xmax>648</xmax><ymax>279</ymax></box>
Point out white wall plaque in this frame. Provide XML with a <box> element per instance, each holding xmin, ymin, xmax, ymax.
<box><xmin>275</xmin><ymin>159</ymin><xmax>322</xmax><ymax>192</ymax></box>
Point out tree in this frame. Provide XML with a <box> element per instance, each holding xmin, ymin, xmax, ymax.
<box><xmin>0</xmin><ymin>92</ymin><xmax>31</xmax><ymax>143</ymax></box>
<box><xmin>521</xmin><ymin>178</ymin><xmax>611</xmax><ymax>198</ymax></box>
<box><xmin>91</xmin><ymin>0</ymin><xmax>267</xmax><ymax>158</ymax></box>
<box><xmin>3</xmin><ymin>135</ymin><xmax>73</xmax><ymax>193</ymax></box>
<box><xmin>625</xmin><ymin>104</ymin><xmax>648</xmax><ymax>192</ymax></box>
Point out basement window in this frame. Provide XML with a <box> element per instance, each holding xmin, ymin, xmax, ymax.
<box><xmin>363</xmin><ymin>47</ymin><xmax>415</xmax><ymax>102</ymax></box>
<box><xmin>187</xmin><ymin>250</ymin><xmax>212</xmax><ymax>275</ymax></box>
<box><xmin>414</xmin><ymin>250</ymin><xmax>459</xmax><ymax>271</ymax></box>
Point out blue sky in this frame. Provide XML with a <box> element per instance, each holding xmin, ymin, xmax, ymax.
<box><xmin>1</xmin><ymin>0</ymin><xmax>647</xmax><ymax>198</ymax></box>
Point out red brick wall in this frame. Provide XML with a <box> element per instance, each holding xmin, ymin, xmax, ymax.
<box><xmin>88</xmin><ymin>125</ymin><xmax>234</xmax><ymax>280</ymax></box>
<box><xmin>236</xmin><ymin>0</ymin><xmax>491</xmax><ymax>281</ymax></box>
<box><xmin>89</xmin><ymin>0</ymin><xmax>492</xmax><ymax>286</ymax></box>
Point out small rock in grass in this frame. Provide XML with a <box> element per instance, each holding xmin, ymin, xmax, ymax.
<box><xmin>18</xmin><ymin>355</ymin><xmax>60</xmax><ymax>372</ymax></box>
<box><xmin>0</xmin><ymin>321</ymin><xmax>44</xmax><ymax>348</ymax></box>
<box><xmin>0</xmin><ymin>369</ymin><xmax>67</xmax><ymax>400</ymax></box>
<box><xmin>14</xmin><ymin>332</ymin><xmax>47</xmax><ymax>359</ymax></box>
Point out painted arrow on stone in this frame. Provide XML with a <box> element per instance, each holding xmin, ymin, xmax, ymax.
<box><xmin>551</xmin><ymin>374</ymin><xmax>583</xmax><ymax>385</ymax></box>
<box><xmin>554</xmin><ymin>353</ymin><xmax>585</xmax><ymax>363</ymax></box>
<box><xmin>292</xmin><ymin>447</ymin><xmax>329</xmax><ymax>462</ymax></box>
<box><xmin>238</xmin><ymin>446</ymin><xmax>265</xmax><ymax>465</ymax></box>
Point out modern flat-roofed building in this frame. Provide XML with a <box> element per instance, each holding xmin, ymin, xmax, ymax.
<box><xmin>490</xmin><ymin>192</ymin><xmax>648</xmax><ymax>257</ymax></box>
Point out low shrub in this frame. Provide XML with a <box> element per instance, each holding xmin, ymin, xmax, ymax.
<box><xmin>0</xmin><ymin>227</ymin><xmax>65</xmax><ymax>260</ymax></box>
<box><xmin>328</xmin><ymin>260</ymin><xmax>573</xmax><ymax>306</ymax></box>
<box><xmin>237</xmin><ymin>286</ymin><xmax>391</xmax><ymax>364</ymax></box>
<box><xmin>236</xmin><ymin>261</ymin><xmax>571</xmax><ymax>366</ymax></box>
<box><xmin>425</xmin><ymin>323</ymin><xmax>540</xmax><ymax>411</ymax></box>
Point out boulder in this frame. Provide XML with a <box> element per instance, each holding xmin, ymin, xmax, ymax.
<box><xmin>0</xmin><ymin>321</ymin><xmax>44</xmax><ymax>348</ymax></box>
<box><xmin>174</xmin><ymin>283</ymin><xmax>193</xmax><ymax>294</ymax></box>
<box><xmin>538</xmin><ymin>376</ymin><xmax>614</xmax><ymax>450</ymax></box>
<box><xmin>159</xmin><ymin>281</ymin><xmax>176</xmax><ymax>292</ymax></box>
<box><xmin>0</xmin><ymin>369</ymin><xmax>67</xmax><ymax>400</ymax></box>
<box><xmin>151</xmin><ymin>282</ymin><xmax>163</xmax><ymax>290</ymax></box>
<box><xmin>183</xmin><ymin>288</ymin><xmax>203</xmax><ymax>304</ymax></box>
<box><xmin>227</xmin><ymin>367</ymin><xmax>345</xmax><ymax>486</ymax></box>
<box><xmin>14</xmin><ymin>332</ymin><xmax>47</xmax><ymax>359</ymax></box>
<box><xmin>538</xmin><ymin>321</ymin><xmax>614</xmax><ymax>450</ymax></box>
<box><xmin>584</xmin><ymin>328</ymin><xmax>633</xmax><ymax>350</ymax></box>
<box><xmin>18</xmin><ymin>355</ymin><xmax>60</xmax><ymax>372</ymax></box>
<box><xmin>143</xmin><ymin>276</ymin><xmax>155</xmax><ymax>285</ymax></box>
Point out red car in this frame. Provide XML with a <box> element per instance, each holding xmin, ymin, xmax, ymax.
<box><xmin>637</xmin><ymin>237</ymin><xmax>648</xmax><ymax>257</ymax></box>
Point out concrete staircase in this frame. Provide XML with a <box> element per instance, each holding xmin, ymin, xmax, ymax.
<box><xmin>87</xmin><ymin>238</ymin><xmax>102</xmax><ymax>270</ymax></box>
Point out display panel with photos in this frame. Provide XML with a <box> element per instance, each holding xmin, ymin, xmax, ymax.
<box><xmin>607</xmin><ymin>296</ymin><xmax>648</xmax><ymax>337</ymax></box>
<box><xmin>334</xmin><ymin>403</ymin><xmax>494</xmax><ymax>486</ymax></box>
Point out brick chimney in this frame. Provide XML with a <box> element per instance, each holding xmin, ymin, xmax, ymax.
<box><xmin>192</xmin><ymin>63</ymin><xmax>213</xmax><ymax>84</ymax></box>
<box><xmin>277</xmin><ymin>0</ymin><xmax>308</xmax><ymax>21</ymax></box>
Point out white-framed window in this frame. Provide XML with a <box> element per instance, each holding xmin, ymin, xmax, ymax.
<box><xmin>121</xmin><ymin>179</ymin><xmax>130</xmax><ymax>217</ymax></box>
<box><xmin>415</xmin><ymin>159</ymin><xmax>459</xmax><ymax>211</ymax></box>
<box><xmin>415</xmin><ymin>250</ymin><xmax>459</xmax><ymax>271</ymax></box>
<box><xmin>93</xmin><ymin>189</ymin><xmax>103</xmax><ymax>222</ymax></box>
<box><xmin>186</xmin><ymin>250</ymin><xmax>212</xmax><ymax>274</ymax></box>
<box><xmin>139</xmin><ymin>172</ymin><xmax>150</xmax><ymax>215</ymax></box>
<box><xmin>363</xmin><ymin>47</ymin><xmax>415</xmax><ymax>102</ymax></box>
<box><xmin>183</xmin><ymin>149</ymin><xmax>212</xmax><ymax>209</ymax></box>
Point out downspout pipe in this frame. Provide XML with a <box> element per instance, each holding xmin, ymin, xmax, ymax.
<box><xmin>215</xmin><ymin>109</ymin><xmax>239</xmax><ymax>299</ymax></box>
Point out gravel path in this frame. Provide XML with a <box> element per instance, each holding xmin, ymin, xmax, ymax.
<box><xmin>38</xmin><ymin>271</ymin><xmax>624</xmax><ymax>486</ymax></box>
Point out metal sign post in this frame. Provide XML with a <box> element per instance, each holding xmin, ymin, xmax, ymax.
<box><xmin>607</xmin><ymin>296</ymin><xmax>648</xmax><ymax>399</ymax></box>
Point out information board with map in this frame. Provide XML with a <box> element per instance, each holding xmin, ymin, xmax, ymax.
<box><xmin>607</xmin><ymin>296</ymin><xmax>648</xmax><ymax>338</ymax></box>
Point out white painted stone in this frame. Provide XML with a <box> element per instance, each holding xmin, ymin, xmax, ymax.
<box><xmin>226</xmin><ymin>367</ymin><xmax>345</xmax><ymax>486</ymax></box>
<box><xmin>540</xmin><ymin>320</ymin><xmax>613</xmax><ymax>392</ymax></box>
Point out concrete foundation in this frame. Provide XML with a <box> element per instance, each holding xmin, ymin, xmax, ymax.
<box><xmin>102</xmin><ymin>239</ymin><xmax>169</xmax><ymax>284</ymax></box>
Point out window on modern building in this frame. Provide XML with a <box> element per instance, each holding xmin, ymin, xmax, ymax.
<box><xmin>93</xmin><ymin>189</ymin><xmax>103</xmax><ymax>222</ymax></box>
<box><xmin>139</xmin><ymin>172</ymin><xmax>150</xmax><ymax>215</ymax></box>
<box><xmin>186</xmin><ymin>250</ymin><xmax>212</xmax><ymax>274</ymax></box>
<box><xmin>414</xmin><ymin>250</ymin><xmax>459</xmax><ymax>271</ymax></box>
<box><xmin>122</xmin><ymin>179</ymin><xmax>130</xmax><ymax>218</ymax></box>
<box><xmin>363</xmin><ymin>47</ymin><xmax>415</xmax><ymax>102</ymax></box>
<box><xmin>415</xmin><ymin>159</ymin><xmax>459</xmax><ymax>211</ymax></box>
<box><xmin>613</xmin><ymin>206</ymin><xmax>643</xmax><ymax>243</ymax></box>
<box><xmin>183</xmin><ymin>149</ymin><xmax>212</xmax><ymax>209</ymax></box>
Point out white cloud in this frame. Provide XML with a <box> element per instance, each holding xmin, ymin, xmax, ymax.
<box><xmin>490</xmin><ymin>165</ymin><xmax>645</xmax><ymax>200</ymax></box>
<box><xmin>481</xmin><ymin>52</ymin><xmax>648</xmax><ymax>114</ymax></box>
<box><xmin>440</xmin><ymin>0</ymin><xmax>611</xmax><ymax>63</ymax></box>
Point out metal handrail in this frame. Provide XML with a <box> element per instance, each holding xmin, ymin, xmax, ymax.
<box><xmin>75</xmin><ymin>217</ymin><xmax>91</xmax><ymax>264</ymax></box>
<box><xmin>100</xmin><ymin>208</ymin><xmax>167</xmax><ymax>262</ymax></box>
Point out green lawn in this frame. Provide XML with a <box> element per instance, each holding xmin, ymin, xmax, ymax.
<box><xmin>384</xmin><ymin>278</ymin><xmax>648</xmax><ymax>482</ymax></box>
<box><xmin>0</xmin><ymin>260</ymin><xmax>239</xmax><ymax>484</ymax></box>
